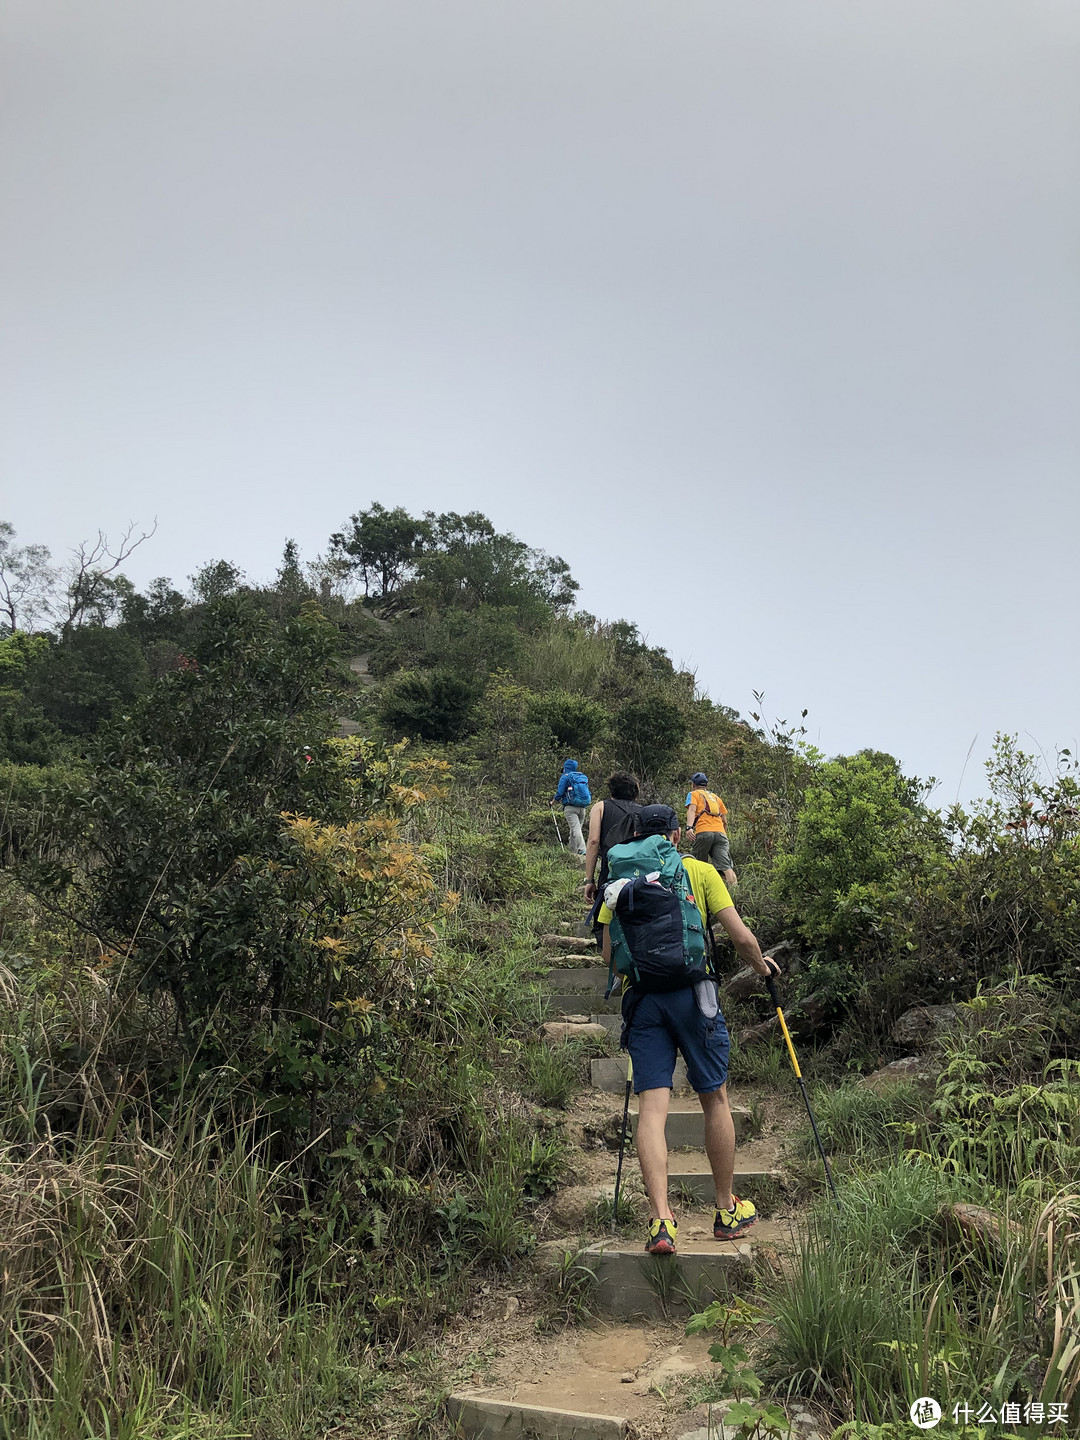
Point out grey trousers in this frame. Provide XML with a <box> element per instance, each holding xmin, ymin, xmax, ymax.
<box><xmin>562</xmin><ymin>805</ymin><xmax>587</xmax><ymax>855</ymax></box>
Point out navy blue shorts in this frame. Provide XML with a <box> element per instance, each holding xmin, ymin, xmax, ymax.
<box><xmin>623</xmin><ymin>986</ymin><xmax>730</xmax><ymax>1094</ymax></box>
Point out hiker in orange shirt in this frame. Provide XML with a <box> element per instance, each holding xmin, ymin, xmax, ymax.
<box><xmin>685</xmin><ymin>772</ymin><xmax>736</xmax><ymax>888</ymax></box>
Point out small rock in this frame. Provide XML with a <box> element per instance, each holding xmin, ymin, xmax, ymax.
<box><xmin>547</xmin><ymin>1183</ymin><xmax>612</xmax><ymax>1228</ymax></box>
<box><xmin>943</xmin><ymin>1201</ymin><xmax>1022</xmax><ymax>1245</ymax></box>
<box><xmin>620</xmin><ymin>1372</ymin><xmax>634</xmax><ymax>1383</ymax></box>
<box><xmin>891</xmin><ymin>1003</ymin><xmax>957</xmax><ymax>1049</ymax></box>
<box><xmin>534</xmin><ymin>1239</ymin><xmax>576</xmax><ymax>1269</ymax></box>
<box><xmin>540</xmin><ymin>1021</ymin><xmax>608</xmax><ymax>1045</ymax></box>
<box><xmin>503</xmin><ymin>1296</ymin><xmax>520</xmax><ymax>1319</ymax></box>
<box><xmin>558</xmin><ymin>921</ymin><xmax>571</xmax><ymax>930</ymax></box>
<box><xmin>860</xmin><ymin>1055</ymin><xmax>934</xmax><ymax>1091</ymax></box>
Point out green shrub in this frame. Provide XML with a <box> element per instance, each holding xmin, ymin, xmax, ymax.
<box><xmin>526</xmin><ymin>690</ymin><xmax>608</xmax><ymax>752</ymax></box>
<box><xmin>615</xmin><ymin>693</ymin><xmax>688</xmax><ymax>780</ymax></box>
<box><xmin>440</xmin><ymin>826</ymin><xmax>530</xmax><ymax>905</ymax></box>
<box><xmin>379</xmin><ymin>666</ymin><xmax>480</xmax><ymax>741</ymax></box>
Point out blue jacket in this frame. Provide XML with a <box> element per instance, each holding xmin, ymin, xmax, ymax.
<box><xmin>554</xmin><ymin>759</ymin><xmax>591</xmax><ymax>805</ymax></box>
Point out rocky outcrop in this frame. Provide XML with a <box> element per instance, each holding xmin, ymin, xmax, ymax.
<box><xmin>724</xmin><ymin>966</ymin><xmax>767</xmax><ymax>1002</ymax></box>
<box><xmin>860</xmin><ymin>1055</ymin><xmax>935</xmax><ymax>1090</ymax></box>
<box><xmin>890</xmin><ymin>1004</ymin><xmax>958</xmax><ymax>1049</ymax></box>
<box><xmin>736</xmin><ymin>991</ymin><xmax>828</xmax><ymax>1046</ymax></box>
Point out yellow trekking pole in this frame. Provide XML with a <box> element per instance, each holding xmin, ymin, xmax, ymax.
<box><xmin>765</xmin><ymin>972</ymin><xmax>841</xmax><ymax>1212</ymax></box>
<box><xmin>611</xmin><ymin>1053</ymin><xmax>633</xmax><ymax>1233</ymax></box>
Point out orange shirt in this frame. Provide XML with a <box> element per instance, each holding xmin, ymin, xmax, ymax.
<box><xmin>687</xmin><ymin>788</ymin><xmax>727</xmax><ymax>834</ymax></box>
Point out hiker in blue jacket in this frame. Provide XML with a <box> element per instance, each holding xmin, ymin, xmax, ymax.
<box><xmin>551</xmin><ymin>759</ymin><xmax>591</xmax><ymax>856</ymax></box>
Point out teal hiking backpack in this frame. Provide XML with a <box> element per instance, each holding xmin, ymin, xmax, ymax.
<box><xmin>603</xmin><ymin>835</ymin><xmax>708</xmax><ymax>992</ymax></box>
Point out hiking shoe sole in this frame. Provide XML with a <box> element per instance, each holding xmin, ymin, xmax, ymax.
<box><xmin>714</xmin><ymin>1211</ymin><xmax>758</xmax><ymax>1241</ymax></box>
<box><xmin>645</xmin><ymin>1236</ymin><xmax>677</xmax><ymax>1255</ymax></box>
<box><xmin>644</xmin><ymin>1219</ymin><xmax>678</xmax><ymax>1256</ymax></box>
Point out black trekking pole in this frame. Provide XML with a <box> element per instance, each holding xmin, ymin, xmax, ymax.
<box><xmin>611</xmin><ymin>1053</ymin><xmax>633</xmax><ymax>1233</ymax></box>
<box><xmin>764</xmin><ymin>971</ymin><xmax>842</xmax><ymax>1213</ymax></box>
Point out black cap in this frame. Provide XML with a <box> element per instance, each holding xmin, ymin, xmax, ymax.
<box><xmin>691</xmin><ymin>772</ymin><xmax>708</xmax><ymax>786</ymax></box>
<box><xmin>637</xmin><ymin>804</ymin><xmax>679</xmax><ymax>836</ymax></box>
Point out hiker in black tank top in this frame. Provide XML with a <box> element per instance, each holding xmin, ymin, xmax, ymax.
<box><xmin>596</xmin><ymin>798</ymin><xmax>643</xmax><ymax>890</ymax></box>
<box><xmin>583</xmin><ymin>769</ymin><xmax>643</xmax><ymax>909</ymax></box>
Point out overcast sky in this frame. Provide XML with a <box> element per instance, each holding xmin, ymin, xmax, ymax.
<box><xmin>2</xmin><ymin>1</ymin><xmax>1078</xmax><ymax>801</ymax></box>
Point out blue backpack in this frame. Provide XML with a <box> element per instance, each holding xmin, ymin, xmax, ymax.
<box><xmin>604</xmin><ymin>835</ymin><xmax>708</xmax><ymax>992</ymax></box>
<box><xmin>564</xmin><ymin>772</ymin><xmax>592</xmax><ymax>806</ymax></box>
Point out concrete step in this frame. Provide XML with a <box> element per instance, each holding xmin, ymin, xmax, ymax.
<box><xmin>446</xmin><ymin>1395</ymin><xmax>628</xmax><ymax>1439</ymax></box>
<box><xmin>581</xmin><ymin>1238</ymin><xmax>752</xmax><ymax>1320</ymax></box>
<box><xmin>591</xmin><ymin>1056</ymin><xmax>690</xmax><ymax>1094</ymax></box>
<box><xmin>589</xmin><ymin>1013</ymin><xmax>622</xmax><ymax>1041</ymax></box>
<box><xmin>544</xmin><ymin>966</ymin><xmax>611</xmax><ymax>993</ymax></box>
<box><xmin>629</xmin><ymin>1099</ymin><xmax>754</xmax><ymax>1148</ymax></box>
<box><xmin>666</xmin><ymin>1167</ymin><xmax>782</xmax><ymax>1204</ymax></box>
<box><xmin>546</xmin><ymin>993</ymin><xmax>621</xmax><ymax>1015</ymax></box>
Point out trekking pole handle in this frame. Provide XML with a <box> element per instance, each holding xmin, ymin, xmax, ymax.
<box><xmin>761</xmin><ymin>958</ymin><xmax>781</xmax><ymax>1008</ymax></box>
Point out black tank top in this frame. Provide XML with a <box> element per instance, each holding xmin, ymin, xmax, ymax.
<box><xmin>596</xmin><ymin>799</ymin><xmax>643</xmax><ymax>890</ymax></box>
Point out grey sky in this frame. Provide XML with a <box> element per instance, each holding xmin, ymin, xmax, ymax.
<box><xmin>3</xmin><ymin>1</ymin><xmax>1078</xmax><ymax>801</ymax></box>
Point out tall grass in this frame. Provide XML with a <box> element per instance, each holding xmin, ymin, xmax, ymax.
<box><xmin>763</xmin><ymin>1000</ymin><xmax>1080</xmax><ymax>1432</ymax></box>
<box><xmin>766</xmin><ymin>1167</ymin><xmax>1080</xmax><ymax>1427</ymax></box>
<box><xmin>0</xmin><ymin>1103</ymin><xmax>370</xmax><ymax>1440</ymax></box>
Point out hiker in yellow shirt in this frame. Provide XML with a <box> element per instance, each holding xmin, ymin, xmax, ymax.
<box><xmin>597</xmin><ymin>805</ymin><xmax>778</xmax><ymax>1253</ymax></box>
<box><xmin>685</xmin><ymin>771</ymin><xmax>736</xmax><ymax>888</ymax></box>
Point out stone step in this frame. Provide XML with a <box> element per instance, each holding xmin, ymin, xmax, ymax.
<box><xmin>446</xmin><ymin>1395</ymin><xmax>628</xmax><ymax>1439</ymax></box>
<box><xmin>581</xmin><ymin>1238</ymin><xmax>752</xmax><ymax>1320</ymax></box>
<box><xmin>544</xmin><ymin>966</ymin><xmax>611</xmax><ymax>993</ymax></box>
<box><xmin>546</xmin><ymin>993</ymin><xmax>621</xmax><ymax>1015</ymax></box>
<box><xmin>629</xmin><ymin>1099</ymin><xmax>754</xmax><ymax>1148</ymax></box>
<box><xmin>541</xmin><ymin>1021</ymin><xmax>610</xmax><ymax>1045</ymax></box>
<box><xmin>541</xmin><ymin>934</ymin><xmax>596</xmax><ymax>952</ymax></box>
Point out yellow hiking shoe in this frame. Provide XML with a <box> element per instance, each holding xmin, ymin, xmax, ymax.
<box><xmin>644</xmin><ymin>1217</ymin><xmax>678</xmax><ymax>1256</ymax></box>
<box><xmin>714</xmin><ymin>1194</ymin><xmax>757</xmax><ymax>1240</ymax></box>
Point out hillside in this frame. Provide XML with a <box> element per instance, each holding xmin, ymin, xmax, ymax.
<box><xmin>1</xmin><ymin>506</ymin><xmax>1078</xmax><ymax>1438</ymax></box>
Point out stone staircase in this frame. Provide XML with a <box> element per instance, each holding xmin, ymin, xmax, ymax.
<box><xmin>446</xmin><ymin>929</ymin><xmax>792</xmax><ymax>1440</ymax></box>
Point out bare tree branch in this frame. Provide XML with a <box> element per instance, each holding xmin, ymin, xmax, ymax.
<box><xmin>61</xmin><ymin>519</ymin><xmax>158</xmax><ymax>634</ymax></box>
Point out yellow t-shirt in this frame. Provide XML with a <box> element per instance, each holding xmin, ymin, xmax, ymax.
<box><xmin>597</xmin><ymin>855</ymin><xmax>733</xmax><ymax>928</ymax></box>
<box><xmin>687</xmin><ymin>787</ymin><xmax>727</xmax><ymax>834</ymax></box>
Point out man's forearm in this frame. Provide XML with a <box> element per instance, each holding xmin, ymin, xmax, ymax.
<box><xmin>734</xmin><ymin>933</ymin><xmax>770</xmax><ymax>974</ymax></box>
